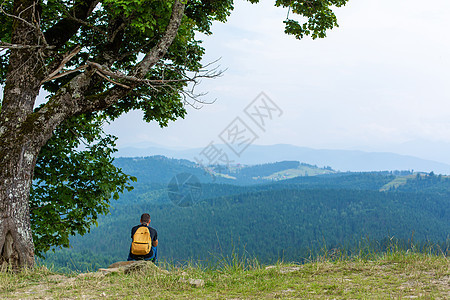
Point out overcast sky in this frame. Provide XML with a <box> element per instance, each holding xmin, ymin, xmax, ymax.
<box><xmin>87</xmin><ymin>1</ymin><xmax>450</xmax><ymax>163</ymax></box>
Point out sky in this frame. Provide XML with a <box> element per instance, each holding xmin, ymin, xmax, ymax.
<box><xmin>10</xmin><ymin>0</ymin><xmax>449</xmax><ymax>163</ymax></box>
<box><xmin>105</xmin><ymin>0</ymin><xmax>450</xmax><ymax>163</ymax></box>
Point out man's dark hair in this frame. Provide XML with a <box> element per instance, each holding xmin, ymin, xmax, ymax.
<box><xmin>140</xmin><ymin>213</ymin><xmax>151</xmax><ymax>223</ymax></box>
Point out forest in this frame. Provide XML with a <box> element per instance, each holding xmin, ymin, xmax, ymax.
<box><xmin>41</xmin><ymin>157</ymin><xmax>450</xmax><ymax>272</ymax></box>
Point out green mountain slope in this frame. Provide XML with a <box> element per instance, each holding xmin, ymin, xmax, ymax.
<box><xmin>113</xmin><ymin>156</ymin><xmax>335</xmax><ymax>187</ymax></box>
<box><xmin>41</xmin><ymin>157</ymin><xmax>450</xmax><ymax>271</ymax></box>
<box><xmin>43</xmin><ymin>188</ymin><xmax>449</xmax><ymax>271</ymax></box>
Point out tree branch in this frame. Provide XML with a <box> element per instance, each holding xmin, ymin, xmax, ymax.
<box><xmin>44</xmin><ymin>0</ymin><xmax>99</xmax><ymax>49</ymax></box>
<box><xmin>41</xmin><ymin>46</ymin><xmax>82</xmax><ymax>83</ymax></box>
<box><xmin>1</xmin><ymin>1</ymin><xmax>48</xmax><ymax>48</ymax></box>
<box><xmin>28</xmin><ymin>69</ymin><xmax>96</xmax><ymax>144</ymax></box>
<box><xmin>0</xmin><ymin>42</ymin><xmax>54</xmax><ymax>50</ymax></box>
<box><xmin>41</xmin><ymin>65</ymin><xmax>87</xmax><ymax>83</ymax></box>
<box><xmin>0</xmin><ymin>1</ymin><xmax>35</xmax><ymax>29</ymax></box>
<box><xmin>133</xmin><ymin>0</ymin><xmax>186</xmax><ymax>78</ymax></box>
<box><xmin>61</xmin><ymin>3</ymin><xmax>107</xmax><ymax>36</ymax></box>
<box><xmin>93</xmin><ymin>69</ymin><xmax>131</xmax><ymax>89</ymax></box>
<box><xmin>31</xmin><ymin>0</ymin><xmax>188</xmax><ymax>133</ymax></box>
<box><xmin>88</xmin><ymin>60</ymin><xmax>223</xmax><ymax>87</ymax></box>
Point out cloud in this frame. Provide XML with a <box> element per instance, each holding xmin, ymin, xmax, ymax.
<box><xmin>104</xmin><ymin>0</ymin><xmax>450</xmax><ymax>162</ymax></box>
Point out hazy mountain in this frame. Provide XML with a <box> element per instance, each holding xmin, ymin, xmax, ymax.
<box><xmin>387</xmin><ymin>139</ymin><xmax>450</xmax><ymax>165</ymax></box>
<box><xmin>352</xmin><ymin>139</ymin><xmax>450</xmax><ymax>166</ymax></box>
<box><xmin>114</xmin><ymin>144</ymin><xmax>450</xmax><ymax>174</ymax></box>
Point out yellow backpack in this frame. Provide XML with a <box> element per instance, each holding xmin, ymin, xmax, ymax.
<box><xmin>131</xmin><ymin>226</ymin><xmax>151</xmax><ymax>255</ymax></box>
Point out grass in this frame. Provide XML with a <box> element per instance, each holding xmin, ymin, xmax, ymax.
<box><xmin>261</xmin><ymin>166</ymin><xmax>335</xmax><ymax>181</ymax></box>
<box><xmin>1</xmin><ymin>249</ymin><xmax>448</xmax><ymax>299</ymax></box>
<box><xmin>379</xmin><ymin>176</ymin><xmax>411</xmax><ymax>191</ymax></box>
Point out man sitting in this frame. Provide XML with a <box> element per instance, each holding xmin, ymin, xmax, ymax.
<box><xmin>127</xmin><ymin>213</ymin><xmax>158</xmax><ymax>263</ymax></box>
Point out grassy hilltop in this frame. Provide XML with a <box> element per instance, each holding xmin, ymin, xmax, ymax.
<box><xmin>2</xmin><ymin>249</ymin><xmax>448</xmax><ymax>299</ymax></box>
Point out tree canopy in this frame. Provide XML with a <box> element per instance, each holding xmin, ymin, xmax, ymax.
<box><xmin>0</xmin><ymin>0</ymin><xmax>348</xmax><ymax>268</ymax></box>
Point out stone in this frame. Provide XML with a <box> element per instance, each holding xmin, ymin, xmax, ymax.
<box><xmin>123</xmin><ymin>260</ymin><xmax>159</xmax><ymax>275</ymax></box>
<box><xmin>102</xmin><ymin>260</ymin><xmax>169</xmax><ymax>275</ymax></box>
<box><xmin>188</xmin><ymin>278</ymin><xmax>205</xmax><ymax>288</ymax></box>
<box><xmin>189</xmin><ymin>278</ymin><xmax>205</xmax><ymax>287</ymax></box>
<box><xmin>179</xmin><ymin>278</ymin><xmax>205</xmax><ymax>288</ymax></box>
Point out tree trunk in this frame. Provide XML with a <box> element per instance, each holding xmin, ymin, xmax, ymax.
<box><xmin>0</xmin><ymin>59</ymin><xmax>42</xmax><ymax>269</ymax></box>
<box><xmin>0</xmin><ymin>71</ymin><xmax>43</xmax><ymax>268</ymax></box>
<box><xmin>0</xmin><ymin>0</ymin><xmax>43</xmax><ymax>269</ymax></box>
<box><xmin>0</xmin><ymin>143</ymin><xmax>38</xmax><ymax>269</ymax></box>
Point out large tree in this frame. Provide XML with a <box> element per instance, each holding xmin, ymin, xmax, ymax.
<box><xmin>0</xmin><ymin>0</ymin><xmax>348</xmax><ymax>269</ymax></box>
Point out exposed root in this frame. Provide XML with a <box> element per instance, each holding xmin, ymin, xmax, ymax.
<box><xmin>0</xmin><ymin>232</ymin><xmax>19</xmax><ymax>271</ymax></box>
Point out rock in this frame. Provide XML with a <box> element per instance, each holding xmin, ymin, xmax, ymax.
<box><xmin>123</xmin><ymin>260</ymin><xmax>160</xmax><ymax>275</ymax></box>
<box><xmin>180</xmin><ymin>278</ymin><xmax>205</xmax><ymax>287</ymax></box>
<box><xmin>189</xmin><ymin>279</ymin><xmax>205</xmax><ymax>287</ymax></box>
<box><xmin>101</xmin><ymin>260</ymin><xmax>169</xmax><ymax>275</ymax></box>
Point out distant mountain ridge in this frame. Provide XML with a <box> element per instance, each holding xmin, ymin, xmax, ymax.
<box><xmin>114</xmin><ymin>144</ymin><xmax>450</xmax><ymax>174</ymax></box>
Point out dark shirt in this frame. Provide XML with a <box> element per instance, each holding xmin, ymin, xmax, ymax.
<box><xmin>129</xmin><ymin>224</ymin><xmax>158</xmax><ymax>260</ymax></box>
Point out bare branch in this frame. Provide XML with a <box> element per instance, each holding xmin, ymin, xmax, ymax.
<box><xmin>88</xmin><ymin>61</ymin><xmax>135</xmax><ymax>82</ymax></box>
<box><xmin>0</xmin><ymin>1</ymin><xmax>35</xmax><ymax>29</ymax></box>
<box><xmin>0</xmin><ymin>42</ymin><xmax>54</xmax><ymax>50</ymax></box>
<box><xmin>41</xmin><ymin>65</ymin><xmax>88</xmax><ymax>83</ymax></box>
<box><xmin>76</xmin><ymin>57</ymin><xmax>222</xmax><ymax>115</ymax></box>
<box><xmin>87</xmin><ymin>60</ymin><xmax>223</xmax><ymax>88</ymax></box>
<box><xmin>29</xmin><ymin>0</ymin><xmax>49</xmax><ymax>48</ymax></box>
<box><xmin>41</xmin><ymin>46</ymin><xmax>82</xmax><ymax>83</ymax></box>
<box><xmin>1</xmin><ymin>1</ymin><xmax>48</xmax><ymax>48</ymax></box>
<box><xmin>93</xmin><ymin>70</ymin><xmax>131</xmax><ymax>89</ymax></box>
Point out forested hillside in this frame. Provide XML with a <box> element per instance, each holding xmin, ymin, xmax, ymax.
<box><xmin>113</xmin><ymin>157</ymin><xmax>335</xmax><ymax>186</ymax></box>
<box><xmin>41</xmin><ymin>157</ymin><xmax>450</xmax><ymax>272</ymax></box>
